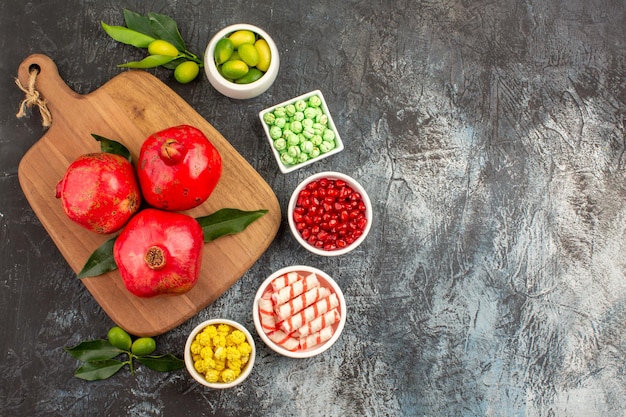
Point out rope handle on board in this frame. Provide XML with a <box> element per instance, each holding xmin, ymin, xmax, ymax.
<box><xmin>15</xmin><ymin>66</ymin><xmax>52</xmax><ymax>128</ymax></box>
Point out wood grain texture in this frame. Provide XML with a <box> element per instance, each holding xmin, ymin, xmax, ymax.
<box><xmin>16</xmin><ymin>54</ymin><xmax>281</xmax><ymax>336</ymax></box>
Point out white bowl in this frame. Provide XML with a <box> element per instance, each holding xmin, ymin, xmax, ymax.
<box><xmin>288</xmin><ymin>171</ymin><xmax>372</xmax><ymax>256</ymax></box>
<box><xmin>259</xmin><ymin>90</ymin><xmax>344</xmax><ymax>174</ymax></box>
<box><xmin>252</xmin><ymin>265</ymin><xmax>347</xmax><ymax>358</ymax></box>
<box><xmin>204</xmin><ymin>23</ymin><xmax>280</xmax><ymax>99</ymax></box>
<box><xmin>184</xmin><ymin>319</ymin><xmax>256</xmax><ymax>389</ymax></box>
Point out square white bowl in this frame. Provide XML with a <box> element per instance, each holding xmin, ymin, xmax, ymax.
<box><xmin>259</xmin><ymin>90</ymin><xmax>344</xmax><ymax>174</ymax></box>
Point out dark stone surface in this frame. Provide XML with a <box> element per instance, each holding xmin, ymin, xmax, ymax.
<box><xmin>1</xmin><ymin>1</ymin><xmax>625</xmax><ymax>416</ymax></box>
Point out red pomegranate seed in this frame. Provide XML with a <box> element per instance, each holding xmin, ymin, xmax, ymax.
<box><xmin>318</xmin><ymin>230</ymin><xmax>329</xmax><ymax>241</ymax></box>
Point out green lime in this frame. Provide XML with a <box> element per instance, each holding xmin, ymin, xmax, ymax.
<box><xmin>217</xmin><ymin>64</ymin><xmax>233</xmax><ymax>81</ymax></box>
<box><xmin>107</xmin><ymin>326</ymin><xmax>132</xmax><ymax>350</ymax></box>
<box><xmin>221</xmin><ymin>60</ymin><xmax>249</xmax><ymax>80</ymax></box>
<box><xmin>235</xmin><ymin>67</ymin><xmax>264</xmax><ymax>84</ymax></box>
<box><xmin>228</xmin><ymin>30</ymin><xmax>256</xmax><ymax>48</ymax></box>
<box><xmin>214</xmin><ymin>38</ymin><xmax>234</xmax><ymax>64</ymax></box>
<box><xmin>174</xmin><ymin>61</ymin><xmax>200</xmax><ymax>84</ymax></box>
<box><xmin>148</xmin><ymin>40</ymin><xmax>179</xmax><ymax>57</ymax></box>
<box><xmin>227</xmin><ymin>50</ymin><xmax>241</xmax><ymax>62</ymax></box>
<box><xmin>237</xmin><ymin>43</ymin><xmax>259</xmax><ymax>67</ymax></box>
<box><xmin>131</xmin><ymin>337</ymin><xmax>157</xmax><ymax>356</ymax></box>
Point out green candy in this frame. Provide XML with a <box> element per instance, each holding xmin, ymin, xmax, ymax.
<box><xmin>308</xmin><ymin>95</ymin><xmax>322</xmax><ymax>107</ymax></box>
<box><xmin>274</xmin><ymin>138</ymin><xmax>287</xmax><ymax>151</ymax></box>
<box><xmin>263</xmin><ymin>112</ymin><xmax>275</xmax><ymax>125</ymax></box>
<box><xmin>269</xmin><ymin>126</ymin><xmax>282</xmax><ymax>140</ymax></box>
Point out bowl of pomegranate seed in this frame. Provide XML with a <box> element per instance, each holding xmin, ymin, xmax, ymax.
<box><xmin>288</xmin><ymin>171</ymin><xmax>372</xmax><ymax>256</ymax></box>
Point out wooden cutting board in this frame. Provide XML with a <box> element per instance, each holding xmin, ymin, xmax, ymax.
<box><xmin>16</xmin><ymin>54</ymin><xmax>281</xmax><ymax>337</ymax></box>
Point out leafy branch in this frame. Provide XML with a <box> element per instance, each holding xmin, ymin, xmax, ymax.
<box><xmin>64</xmin><ymin>338</ymin><xmax>184</xmax><ymax>381</ymax></box>
<box><xmin>101</xmin><ymin>9</ymin><xmax>204</xmax><ymax>82</ymax></box>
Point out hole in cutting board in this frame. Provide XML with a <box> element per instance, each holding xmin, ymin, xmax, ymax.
<box><xmin>28</xmin><ymin>63</ymin><xmax>41</xmax><ymax>74</ymax></box>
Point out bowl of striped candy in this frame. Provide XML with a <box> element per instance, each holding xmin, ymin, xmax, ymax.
<box><xmin>252</xmin><ymin>265</ymin><xmax>347</xmax><ymax>358</ymax></box>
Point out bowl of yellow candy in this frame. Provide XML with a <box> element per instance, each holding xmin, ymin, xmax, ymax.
<box><xmin>184</xmin><ymin>319</ymin><xmax>256</xmax><ymax>389</ymax></box>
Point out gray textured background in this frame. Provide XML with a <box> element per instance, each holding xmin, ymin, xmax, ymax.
<box><xmin>1</xmin><ymin>0</ymin><xmax>625</xmax><ymax>416</ymax></box>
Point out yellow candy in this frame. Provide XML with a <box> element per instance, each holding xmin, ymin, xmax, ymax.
<box><xmin>204</xmin><ymin>325</ymin><xmax>218</xmax><ymax>339</ymax></box>
<box><xmin>213</xmin><ymin>359</ymin><xmax>226</xmax><ymax>371</ymax></box>
<box><xmin>217</xmin><ymin>323</ymin><xmax>231</xmax><ymax>333</ymax></box>
<box><xmin>205</xmin><ymin>369</ymin><xmax>220</xmax><ymax>383</ymax></box>
<box><xmin>194</xmin><ymin>359</ymin><xmax>209</xmax><ymax>374</ymax></box>
<box><xmin>226</xmin><ymin>346</ymin><xmax>241</xmax><ymax>361</ymax></box>
<box><xmin>229</xmin><ymin>330</ymin><xmax>247</xmax><ymax>345</ymax></box>
<box><xmin>200</xmin><ymin>346</ymin><xmax>213</xmax><ymax>359</ymax></box>
<box><xmin>221</xmin><ymin>369</ymin><xmax>238</xmax><ymax>383</ymax></box>
<box><xmin>213</xmin><ymin>334</ymin><xmax>227</xmax><ymax>349</ymax></box>
<box><xmin>238</xmin><ymin>342</ymin><xmax>252</xmax><ymax>355</ymax></box>
<box><xmin>227</xmin><ymin>358</ymin><xmax>242</xmax><ymax>372</ymax></box>
<box><xmin>190</xmin><ymin>341</ymin><xmax>202</xmax><ymax>355</ymax></box>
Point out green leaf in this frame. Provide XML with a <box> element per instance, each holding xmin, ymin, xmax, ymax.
<box><xmin>78</xmin><ymin>237</ymin><xmax>118</xmax><ymax>279</ymax></box>
<box><xmin>118</xmin><ymin>54</ymin><xmax>177</xmax><ymax>69</ymax></box>
<box><xmin>101</xmin><ymin>22</ymin><xmax>155</xmax><ymax>48</ymax></box>
<box><xmin>74</xmin><ymin>359</ymin><xmax>126</xmax><ymax>381</ymax></box>
<box><xmin>91</xmin><ymin>134</ymin><xmax>131</xmax><ymax>162</ymax></box>
<box><xmin>123</xmin><ymin>9</ymin><xmax>156</xmax><ymax>38</ymax></box>
<box><xmin>147</xmin><ymin>12</ymin><xmax>186</xmax><ymax>52</ymax></box>
<box><xmin>136</xmin><ymin>354</ymin><xmax>185</xmax><ymax>372</ymax></box>
<box><xmin>64</xmin><ymin>339</ymin><xmax>124</xmax><ymax>362</ymax></box>
<box><xmin>161</xmin><ymin>57</ymin><xmax>187</xmax><ymax>70</ymax></box>
<box><xmin>196</xmin><ymin>208</ymin><xmax>268</xmax><ymax>242</ymax></box>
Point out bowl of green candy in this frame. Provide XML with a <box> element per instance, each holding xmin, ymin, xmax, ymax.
<box><xmin>259</xmin><ymin>90</ymin><xmax>344</xmax><ymax>174</ymax></box>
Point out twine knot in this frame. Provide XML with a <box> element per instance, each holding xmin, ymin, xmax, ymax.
<box><xmin>15</xmin><ymin>68</ymin><xmax>52</xmax><ymax>128</ymax></box>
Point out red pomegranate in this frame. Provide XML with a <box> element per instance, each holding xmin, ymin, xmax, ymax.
<box><xmin>113</xmin><ymin>208</ymin><xmax>204</xmax><ymax>297</ymax></box>
<box><xmin>137</xmin><ymin>125</ymin><xmax>222</xmax><ymax>211</ymax></box>
<box><xmin>56</xmin><ymin>153</ymin><xmax>141</xmax><ymax>234</ymax></box>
